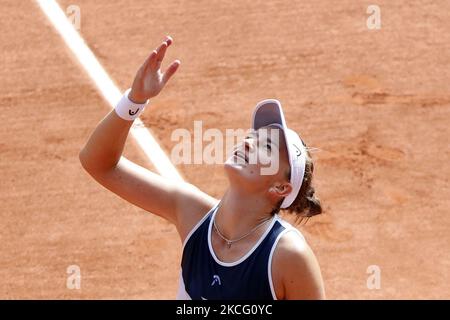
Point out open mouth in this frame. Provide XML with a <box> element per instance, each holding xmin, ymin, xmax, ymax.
<box><xmin>233</xmin><ymin>150</ymin><xmax>248</xmax><ymax>163</ymax></box>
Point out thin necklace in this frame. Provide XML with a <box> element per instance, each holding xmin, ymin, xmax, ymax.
<box><xmin>213</xmin><ymin>213</ymin><xmax>273</xmax><ymax>249</ymax></box>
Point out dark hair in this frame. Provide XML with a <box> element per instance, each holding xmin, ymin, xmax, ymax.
<box><xmin>270</xmin><ymin>145</ymin><xmax>323</xmax><ymax>224</ymax></box>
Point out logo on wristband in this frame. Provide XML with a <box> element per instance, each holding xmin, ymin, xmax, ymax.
<box><xmin>129</xmin><ymin>108</ymin><xmax>140</xmax><ymax>116</ymax></box>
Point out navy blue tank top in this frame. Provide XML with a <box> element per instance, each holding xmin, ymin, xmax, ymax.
<box><xmin>177</xmin><ymin>202</ymin><xmax>300</xmax><ymax>300</ymax></box>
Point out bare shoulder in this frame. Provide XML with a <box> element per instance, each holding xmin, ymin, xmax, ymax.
<box><xmin>174</xmin><ymin>181</ymin><xmax>219</xmax><ymax>243</ymax></box>
<box><xmin>272</xmin><ymin>229</ymin><xmax>325</xmax><ymax>300</ymax></box>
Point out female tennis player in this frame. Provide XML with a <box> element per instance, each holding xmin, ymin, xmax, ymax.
<box><xmin>79</xmin><ymin>36</ymin><xmax>325</xmax><ymax>300</ymax></box>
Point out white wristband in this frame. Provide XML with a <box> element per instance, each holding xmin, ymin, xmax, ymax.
<box><xmin>114</xmin><ymin>88</ymin><xmax>149</xmax><ymax>121</ymax></box>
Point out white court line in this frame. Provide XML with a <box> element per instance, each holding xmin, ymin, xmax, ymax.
<box><xmin>36</xmin><ymin>0</ymin><xmax>183</xmax><ymax>181</ymax></box>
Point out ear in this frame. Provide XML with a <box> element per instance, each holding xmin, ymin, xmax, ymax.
<box><xmin>269</xmin><ymin>183</ymin><xmax>293</xmax><ymax>198</ymax></box>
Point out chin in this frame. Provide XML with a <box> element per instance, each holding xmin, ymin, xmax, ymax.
<box><xmin>223</xmin><ymin>156</ymin><xmax>246</xmax><ymax>176</ymax></box>
<box><xmin>223</xmin><ymin>156</ymin><xmax>261</xmax><ymax>186</ymax></box>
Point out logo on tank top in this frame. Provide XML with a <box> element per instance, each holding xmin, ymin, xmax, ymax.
<box><xmin>211</xmin><ymin>275</ymin><xmax>221</xmax><ymax>286</ymax></box>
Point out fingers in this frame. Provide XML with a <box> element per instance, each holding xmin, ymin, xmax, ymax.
<box><xmin>142</xmin><ymin>50</ymin><xmax>157</xmax><ymax>70</ymax></box>
<box><xmin>154</xmin><ymin>42</ymin><xmax>168</xmax><ymax>69</ymax></box>
<box><xmin>158</xmin><ymin>35</ymin><xmax>173</xmax><ymax>52</ymax></box>
<box><xmin>162</xmin><ymin>60</ymin><xmax>180</xmax><ymax>85</ymax></box>
<box><xmin>165</xmin><ymin>35</ymin><xmax>173</xmax><ymax>46</ymax></box>
<box><xmin>155</xmin><ymin>36</ymin><xmax>173</xmax><ymax>68</ymax></box>
<box><xmin>146</xmin><ymin>35</ymin><xmax>173</xmax><ymax>71</ymax></box>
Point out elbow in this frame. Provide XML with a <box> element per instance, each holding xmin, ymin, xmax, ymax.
<box><xmin>78</xmin><ymin>148</ymin><xmax>104</xmax><ymax>180</ymax></box>
<box><xmin>78</xmin><ymin>147</ymin><xmax>117</xmax><ymax>175</ymax></box>
<box><xmin>79</xmin><ymin>147</ymin><xmax>99</xmax><ymax>174</ymax></box>
<box><xmin>79</xmin><ymin>147</ymin><xmax>93</xmax><ymax>172</ymax></box>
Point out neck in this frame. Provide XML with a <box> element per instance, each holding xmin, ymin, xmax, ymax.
<box><xmin>215</xmin><ymin>186</ymin><xmax>275</xmax><ymax>241</ymax></box>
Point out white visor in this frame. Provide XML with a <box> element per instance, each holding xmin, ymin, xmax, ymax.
<box><xmin>252</xmin><ymin>99</ymin><xmax>307</xmax><ymax>209</ymax></box>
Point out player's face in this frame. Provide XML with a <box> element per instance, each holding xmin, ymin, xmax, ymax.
<box><xmin>224</xmin><ymin>126</ymin><xmax>290</xmax><ymax>192</ymax></box>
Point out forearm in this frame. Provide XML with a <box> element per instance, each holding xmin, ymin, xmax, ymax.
<box><xmin>79</xmin><ymin>109</ymin><xmax>133</xmax><ymax>172</ymax></box>
<box><xmin>79</xmin><ymin>35</ymin><xmax>178</xmax><ymax>173</ymax></box>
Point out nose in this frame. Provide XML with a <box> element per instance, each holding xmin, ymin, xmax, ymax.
<box><xmin>244</xmin><ymin>136</ymin><xmax>256</xmax><ymax>154</ymax></box>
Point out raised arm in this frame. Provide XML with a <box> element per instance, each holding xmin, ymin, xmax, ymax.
<box><xmin>79</xmin><ymin>36</ymin><xmax>217</xmax><ymax>240</ymax></box>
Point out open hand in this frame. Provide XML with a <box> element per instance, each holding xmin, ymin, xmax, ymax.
<box><xmin>128</xmin><ymin>36</ymin><xmax>180</xmax><ymax>103</ymax></box>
